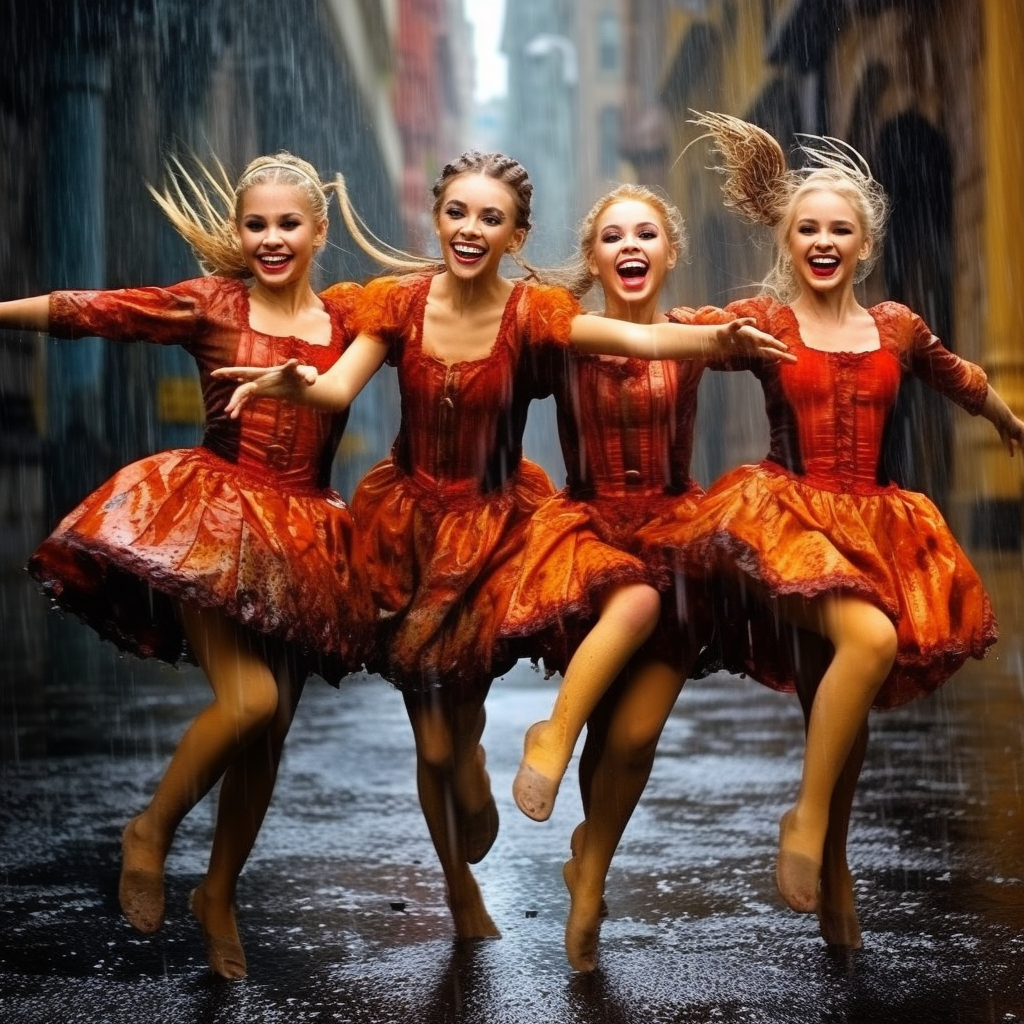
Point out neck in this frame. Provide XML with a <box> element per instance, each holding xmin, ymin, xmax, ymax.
<box><xmin>603</xmin><ymin>291</ymin><xmax>662</xmax><ymax>326</ymax></box>
<box><xmin>249</xmin><ymin>279</ymin><xmax>318</xmax><ymax>317</ymax></box>
<box><xmin>435</xmin><ymin>269</ymin><xmax>512</xmax><ymax>312</ymax></box>
<box><xmin>790</xmin><ymin>284</ymin><xmax>863</xmax><ymax>323</ymax></box>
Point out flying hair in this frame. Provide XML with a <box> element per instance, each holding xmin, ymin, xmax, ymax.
<box><xmin>687</xmin><ymin>111</ymin><xmax>789</xmax><ymax>227</ymax></box>
<box><xmin>148</xmin><ymin>151</ymin><xmax>331</xmax><ymax>278</ymax></box>
<box><xmin>688</xmin><ymin>110</ymin><xmax>890</xmax><ymax>299</ymax></box>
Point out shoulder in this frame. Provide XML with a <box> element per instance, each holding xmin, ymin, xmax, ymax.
<box><xmin>515</xmin><ymin>281</ymin><xmax>582</xmax><ymax>345</ymax></box>
<box><xmin>869</xmin><ymin>300</ymin><xmax>928</xmax><ymax>347</ymax></box>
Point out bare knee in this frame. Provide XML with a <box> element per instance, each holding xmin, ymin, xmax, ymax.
<box><xmin>408</xmin><ymin>708</ymin><xmax>455</xmax><ymax>769</ymax></box>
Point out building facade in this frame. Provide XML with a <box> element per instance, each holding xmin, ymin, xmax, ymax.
<box><xmin>620</xmin><ymin>0</ymin><xmax>1023</xmax><ymax>543</ymax></box>
<box><xmin>0</xmin><ymin>0</ymin><xmax>406</xmax><ymax>703</ymax></box>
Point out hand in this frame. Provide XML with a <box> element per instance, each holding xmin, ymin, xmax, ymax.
<box><xmin>211</xmin><ymin>359</ymin><xmax>319</xmax><ymax>419</ymax></box>
<box><xmin>997</xmin><ymin>411</ymin><xmax>1024</xmax><ymax>457</ymax></box>
<box><xmin>715</xmin><ymin>317</ymin><xmax>795</xmax><ymax>362</ymax></box>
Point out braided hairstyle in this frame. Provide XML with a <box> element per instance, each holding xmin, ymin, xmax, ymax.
<box><xmin>148</xmin><ymin>152</ymin><xmax>330</xmax><ymax>278</ymax></box>
<box><xmin>690</xmin><ymin>111</ymin><xmax>889</xmax><ymax>302</ymax></box>
<box><xmin>331</xmin><ymin>150</ymin><xmax>540</xmax><ymax>278</ymax></box>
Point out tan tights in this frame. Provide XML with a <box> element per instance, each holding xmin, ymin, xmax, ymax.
<box><xmin>403</xmin><ymin>686</ymin><xmax>500</xmax><ymax>940</ymax></box>
<box><xmin>513</xmin><ymin>582</ymin><xmax>662</xmax><ymax>820</ymax></box>
<box><xmin>564</xmin><ymin>655</ymin><xmax>685</xmax><ymax>971</ymax></box>
<box><xmin>121</xmin><ymin>603</ymin><xmax>303</xmax><ymax>959</ymax></box>
<box><xmin>775</xmin><ymin>594</ymin><xmax>896</xmax><ymax>918</ymax></box>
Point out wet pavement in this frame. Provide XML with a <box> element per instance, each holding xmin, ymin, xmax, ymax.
<box><xmin>1</xmin><ymin>555</ymin><xmax>1023</xmax><ymax>1024</ymax></box>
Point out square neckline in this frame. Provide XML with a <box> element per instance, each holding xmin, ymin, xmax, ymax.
<box><xmin>240</xmin><ymin>281</ymin><xmax>336</xmax><ymax>349</ymax></box>
<box><xmin>415</xmin><ymin>276</ymin><xmax>526</xmax><ymax>369</ymax></box>
<box><xmin>784</xmin><ymin>303</ymin><xmax>883</xmax><ymax>356</ymax></box>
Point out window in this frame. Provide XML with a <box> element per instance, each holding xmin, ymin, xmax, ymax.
<box><xmin>598</xmin><ymin>12</ymin><xmax>620</xmax><ymax>72</ymax></box>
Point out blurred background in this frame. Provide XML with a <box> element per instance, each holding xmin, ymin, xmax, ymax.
<box><xmin>0</xmin><ymin>0</ymin><xmax>1021</xmax><ymax>737</ymax></box>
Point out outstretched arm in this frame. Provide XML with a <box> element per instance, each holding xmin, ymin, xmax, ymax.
<box><xmin>214</xmin><ymin>332</ymin><xmax>389</xmax><ymax>417</ymax></box>
<box><xmin>0</xmin><ymin>296</ymin><xmax>52</xmax><ymax>332</ymax></box>
<box><xmin>982</xmin><ymin>386</ymin><xmax>1024</xmax><ymax>456</ymax></box>
<box><xmin>568</xmin><ymin>313</ymin><xmax>794</xmax><ymax>364</ymax></box>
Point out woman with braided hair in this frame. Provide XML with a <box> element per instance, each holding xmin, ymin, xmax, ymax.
<box><xmin>0</xmin><ymin>152</ymin><xmax>371</xmax><ymax>978</ymax></box>
<box><xmin>649</xmin><ymin>113</ymin><xmax>1024</xmax><ymax>946</ymax></box>
<box><xmin>216</xmin><ymin>150</ymin><xmax>790</xmax><ymax>942</ymax></box>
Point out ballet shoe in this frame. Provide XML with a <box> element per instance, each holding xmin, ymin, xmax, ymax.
<box><xmin>462</xmin><ymin>795</ymin><xmax>499</xmax><ymax>865</ymax></box>
<box><xmin>189</xmin><ymin>888</ymin><xmax>247</xmax><ymax>980</ymax></box>
<box><xmin>118</xmin><ymin>821</ymin><xmax>164</xmax><ymax>934</ymax></box>
<box><xmin>776</xmin><ymin>811</ymin><xmax>821</xmax><ymax>913</ymax></box>
<box><xmin>512</xmin><ymin>722</ymin><xmax>561</xmax><ymax>822</ymax></box>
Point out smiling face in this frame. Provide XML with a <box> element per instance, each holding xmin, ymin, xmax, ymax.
<box><xmin>787</xmin><ymin>188</ymin><xmax>871</xmax><ymax>297</ymax></box>
<box><xmin>434</xmin><ymin>172</ymin><xmax>526</xmax><ymax>284</ymax></box>
<box><xmin>586</xmin><ymin>198</ymin><xmax>677</xmax><ymax>311</ymax></box>
<box><xmin>236</xmin><ymin>182</ymin><xmax>326</xmax><ymax>291</ymax></box>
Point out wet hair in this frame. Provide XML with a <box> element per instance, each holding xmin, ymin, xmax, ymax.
<box><xmin>689</xmin><ymin>111</ymin><xmax>889</xmax><ymax>302</ymax></box>
<box><xmin>562</xmin><ymin>183</ymin><xmax>688</xmax><ymax>298</ymax></box>
<box><xmin>148</xmin><ymin>151</ymin><xmax>330</xmax><ymax>278</ymax></box>
<box><xmin>332</xmin><ymin>150</ymin><xmax>540</xmax><ymax>278</ymax></box>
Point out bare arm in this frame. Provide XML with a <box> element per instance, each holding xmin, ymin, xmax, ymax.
<box><xmin>215</xmin><ymin>332</ymin><xmax>389</xmax><ymax>417</ymax></box>
<box><xmin>568</xmin><ymin>313</ymin><xmax>794</xmax><ymax>363</ymax></box>
<box><xmin>981</xmin><ymin>385</ymin><xmax>1024</xmax><ymax>457</ymax></box>
<box><xmin>0</xmin><ymin>296</ymin><xmax>52</xmax><ymax>332</ymax></box>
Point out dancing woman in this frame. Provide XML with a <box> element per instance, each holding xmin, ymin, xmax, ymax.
<box><xmin>647</xmin><ymin>113</ymin><xmax>1024</xmax><ymax>947</ymax></box>
<box><xmin>0</xmin><ymin>153</ymin><xmax>371</xmax><ymax>978</ymax></box>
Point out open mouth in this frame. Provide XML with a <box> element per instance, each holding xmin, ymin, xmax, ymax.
<box><xmin>258</xmin><ymin>253</ymin><xmax>293</xmax><ymax>272</ymax></box>
<box><xmin>451</xmin><ymin>242</ymin><xmax>486</xmax><ymax>264</ymax></box>
<box><xmin>808</xmin><ymin>255</ymin><xmax>840</xmax><ymax>277</ymax></box>
<box><xmin>616</xmin><ymin>258</ymin><xmax>649</xmax><ymax>288</ymax></box>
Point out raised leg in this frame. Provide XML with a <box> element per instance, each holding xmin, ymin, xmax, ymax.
<box><xmin>513</xmin><ymin>582</ymin><xmax>661</xmax><ymax>821</ymax></box>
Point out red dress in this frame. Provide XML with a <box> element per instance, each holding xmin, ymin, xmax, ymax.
<box><xmin>499</xmin><ymin>313</ymin><xmax>710</xmax><ymax>671</ymax></box>
<box><xmin>28</xmin><ymin>277</ymin><xmax>369</xmax><ymax>684</ymax></box>
<box><xmin>644</xmin><ymin>296</ymin><xmax>997</xmax><ymax>708</ymax></box>
<box><xmin>349</xmin><ymin>273</ymin><xmax>651</xmax><ymax>694</ymax></box>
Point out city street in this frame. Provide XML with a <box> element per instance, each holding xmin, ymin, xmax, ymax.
<box><xmin>1</xmin><ymin>555</ymin><xmax>1023</xmax><ymax>1024</ymax></box>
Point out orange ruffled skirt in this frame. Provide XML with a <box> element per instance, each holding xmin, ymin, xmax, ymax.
<box><xmin>351</xmin><ymin>457</ymin><xmax>556</xmax><ymax>694</ymax></box>
<box><xmin>499</xmin><ymin>487</ymin><xmax>710</xmax><ymax>674</ymax></box>
<box><xmin>642</xmin><ymin>462</ymin><xmax>997</xmax><ymax>708</ymax></box>
<box><xmin>28</xmin><ymin>447</ymin><xmax>368</xmax><ymax>684</ymax></box>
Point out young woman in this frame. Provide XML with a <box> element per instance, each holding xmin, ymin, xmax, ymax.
<box><xmin>503</xmin><ymin>183</ymin><xmax>741</xmax><ymax>971</ymax></box>
<box><xmin>215</xmin><ymin>151</ymin><xmax>790</xmax><ymax>941</ymax></box>
<box><xmin>0</xmin><ymin>153</ymin><xmax>370</xmax><ymax>979</ymax></box>
<box><xmin>647</xmin><ymin>113</ymin><xmax>1024</xmax><ymax>947</ymax></box>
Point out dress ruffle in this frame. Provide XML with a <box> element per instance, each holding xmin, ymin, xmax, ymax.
<box><xmin>500</xmin><ymin>487</ymin><xmax>709</xmax><ymax>673</ymax></box>
<box><xmin>28</xmin><ymin>446</ymin><xmax>369</xmax><ymax>685</ymax></box>
<box><xmin>644</xmin><ymin>462</ymin><xmax>998</xmax><ymax>708</ymax></box>
<box><xmin>352</xmin><ymin>456</ymin><xmax>556</xmax><ymax>694</ymax></box>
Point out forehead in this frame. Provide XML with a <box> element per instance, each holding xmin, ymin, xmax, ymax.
<box><xmin>596</xmin><ymin>198</ymin><xmax>664</xmax><ymax>230</ymax></box>
<box><xmin>238</xmin><ymin>181</ymin><xmax>314</xmax><ymax>217</ymax></box>
<box><xmin>793</xmin><ymin>188</ymin><xmax>861</xmax><ymax>224</ymax></box>
<box><xmin>440</xmin><ymin>171</ymin><xmax>518</xmax><ymax>212</ymax></box>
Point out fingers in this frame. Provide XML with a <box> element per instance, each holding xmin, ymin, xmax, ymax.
<box><xmin>738</xmin><ymin>325</ymin><xmax>795</xmax><ymax>363</ymax></box>
<box><xmin>224</xmin><ymin>382</ymin><xmax>257</xmax><ymax>419</ymax></box>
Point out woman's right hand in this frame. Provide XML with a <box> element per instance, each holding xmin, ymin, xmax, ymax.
<box><xmin>212</xmin><ymin>359</ymin><xmax>319</xmax><ymax>418</ymax></box>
